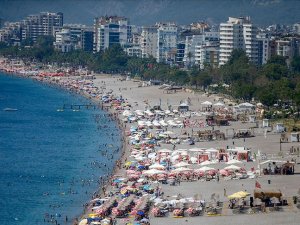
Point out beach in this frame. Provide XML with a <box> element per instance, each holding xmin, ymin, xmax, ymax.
<box><xmin>92</xmin><ymin>76</ymin><xmax>300</xmax><ymax>225</ymax></box>
<box><xmin>1</xmin><ymin>57</ymin><xmax>300</xmax><ymax>225</ymax></box>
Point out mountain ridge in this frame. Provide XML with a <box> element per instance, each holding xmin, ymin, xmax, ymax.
<box><xmin>0</xmin><ymin>0</ymin><xmax>299</xmax><ymax>26</ymax></box>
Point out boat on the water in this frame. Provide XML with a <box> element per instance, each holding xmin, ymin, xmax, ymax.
<box><xmin>57</xmin><ymin>109</ymin><xmax>64</xmax><ymax>112</ymax></box>
<box><xmin>3</xmin><ymin>108</ymin><xmax>18</xmax><ymax>111</ymax></box>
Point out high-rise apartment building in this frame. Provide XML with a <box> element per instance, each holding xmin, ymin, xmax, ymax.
<box><xmin>21</xmin><ymin>12</ymin><xmax>63</xmax><ymax>42</ymax></box>
<box><xmin>183</xmin><ymin>32</ymin><xmax>219</xmax><ymax>67</ymax></box>
<box><xmin>156</xmin><ymin>23</ymin><xmax>178</xmax><ymax>63</ymax></box>
<box><xmin>219</xmin><ymin>17</ymin><xmax>258</xmax><ymax>66</ymax></box>
<box><xmin>257</xmin><ymin>33</ymin><xmax>271</xmax><ymax>65</ymax></box>
<box><xmin>275</xmin><ymin>38</ymin><xmax>297</xmax><ymax>62</ymax></box>
<box><xmin>195</xmin><ymin>42</ymin><xmax>219</xmax><ymax>69</ymax></box>
<box><xmin>0</xmin><ymin>22</ymin><xmax>22</xmax><ymax>45</ymax></box>
<box><xmin>53</xmin><ymin>24</ymin><xmax>93</xmax><ymax>52</ymax></box>
<box><xmin>140</xmin><ymin>26</ymin><xmax>158</xmax><ymax>58</ymax></box>
<box><xmin>81</xmin><ymin>30</ymin><xmax>94</xmax><ymax>52</ymax></box>
<box><xmin>93</xmin><ymin>16</ymin><xmax>130</xmax><ymax>52</ymax></box>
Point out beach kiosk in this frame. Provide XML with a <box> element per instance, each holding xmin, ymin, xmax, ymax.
<box><xmin>262</xmin><ymin>119</ymin><xmax>269</xmax><ymax>127</ymax></box>
<box><xmin>178</xmin><ymin>103</ymin><xmax>189</xmax><ymax>112</ymax></box>
<box><xmin>290</xmin><ymin>132</ymin><xmax>299</xmax><ymax>142</ymax></box>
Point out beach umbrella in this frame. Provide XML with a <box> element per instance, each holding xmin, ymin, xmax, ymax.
<box><xmin>143</xmin><ymin>169</ymin><xmax>166</xmax><ymax>175</ymax></box>
<box><xmin>157</xmin><ymin>149</ymin><xmax>172</xmax><ymax>153</ymax></box>
<box><xmin>190</xmin><ymin>156</ymin><xmax>198</xmax><ymax>164</ymax></box>
<box><xmin>174</xmin><ymin>161</ymin><xmax>190</xmax><ymax>168</ymax></box>
<box><xmin>219</xmin><ymin>169</ymin><xmax>230</xmax><ymax>176</ymax></box>
<box><xmin>271</xmin><ymin>197</ymin><xmax>280</xmax><ymax>204</ymax></box>
<box><xmin>224</xmin><ymin>165</ymin><xmax>241</xmax><ymax>171</ymax></box>
<box><xmin>91</xmin><ymin>222</ymin><xmax>101</xmax><ymax>225</ymax></box>
<box><xmin>200</xmin><ymin>161</ymin><xmax>216</xmax><ymax>166</ymax></box>
<box><xmin>173</xmin><ymin>167</ymin><xmax>193</xmax><ymax>172</ymax></box>
<box><xmin>228</xmin><ymin>191</ymin><xmax>250</xmax><ymax>199</ymax></box>
<box><xmin>135</xmin><ymin>156</ymin><xmax>146</xmax><ymax>161</ymax></box>
<box><xmin>198</xmin><ymin>166</ymin><xmax>215</xmax><ymax>172</ymax></box>
<box><xmin>137</xmin><ymin>211</ymin><xmax>145</xmax><ymax>216</ymax></box>
<box><xmin>149</xmin><ymin>163</ymin><xmax>165</xmax><ymax>170</ymax></box>
<box><xmin>205</xmin><ymin>148</ymin><xmax>219</xmax><ymax>152</ymax></box>
<box><xmin>226</xmin><ymin>159</ymin><xmax>243</xmax><ymax>165</ymax></box>
<box><xmin>123</xmin><ymin>110</ymin><xmax>133</xmax><ymax>116</ymax></box>
<box><xmin>201</xmin><ymin>101</ymin><xmax>212</xmax><ymax>105</ymax></box>
<box><xmin>140</xmin><ymin>218</ymin><xmax>150</xmax><ymax>223</ymax></box>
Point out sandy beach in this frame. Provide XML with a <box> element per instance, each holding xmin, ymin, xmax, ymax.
<box><xmin>1</xmin><ymin>58</ymin><xmax>300</xmax><ymax>225</ymax></box>
<box><xmin>90</xmin><ymin>75</ymin><xmax>300</xmax><ymax>225</ymax></box>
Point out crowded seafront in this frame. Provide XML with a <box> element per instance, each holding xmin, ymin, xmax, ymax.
<box><xmin>1</xmin><ymin>58</ymin><xmax>300</xmax><ymax>225</ymax></box>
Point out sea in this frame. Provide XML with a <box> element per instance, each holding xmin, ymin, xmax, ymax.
<box><xmin>0</xmin><ymin>72</ymin><xmax>121</xmax><ymax>225</ymax></box>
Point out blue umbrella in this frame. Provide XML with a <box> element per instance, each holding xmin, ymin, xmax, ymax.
<box><xmin>143</xmin><ymin>185</ymin><xmax>151</xmax><ymax>191</ymax></box>
<box><xmin>137</xmin><ymin>211</ymin><xmax>145</xmax><ymax>216</ymax></box>
<box><xmin>138</xmin><ymin>165</ymin><xmax>145</xmax><ymax>170</ymax></box>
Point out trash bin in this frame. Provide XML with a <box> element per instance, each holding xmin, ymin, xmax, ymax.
<box><xmin>268</xmin><ymin>179</ymin><xmax>271</xmax><ymax>184</ymax></box>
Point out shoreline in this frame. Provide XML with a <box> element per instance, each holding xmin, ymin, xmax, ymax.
<box><xmin>0</xmin><ymin>61</ymin><xmax>128</xmax><ymax>224</ymax></box>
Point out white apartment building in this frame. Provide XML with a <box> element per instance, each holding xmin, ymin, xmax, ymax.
<box><xmin>275</xmin><ymin>38</ymin><xmax>296</xmax><ymax>59</ymax></box>
<box><xmin>183</xmin><ymin>32</ymin><xmax>219</xmax><ymax>66</ymax></box>
<box><xmin>54</xmin><ymin>28</ymin><xmax>73</xmax><ymax>52</ymax></box>
<box><xmin>93</xmin><ymin>16</ymin><xmax>129</xmax><ymax>52</ymax></box>
<box><xmin>293</xmin><ymin>23</ymin><xmax>300</xmax><ymax>35</ymax></box>
<box><xmin>21</xmin><ymin>12</ymin><xmax>63</xmax><ymax>42</ymax></box>
<box><xmin>194</xmin><ymin>42</ymin><xmax>219</xmax><ymax>69</ymax></box>
<box><xmin>53</xmin><ymin>24</ymin><xmax>93</xmax><ymax>52</ymax></box>
<box><xmin>124</xmin><ymin>44</ymin><xmax>142</xmax><ymax>57</ymax></box>
<box><xmin>0</xmin><ymin>22</ymin><xmax>22</xmax><ymax>45</ymax></box>
<box><xmin>156</xmin><ymin>23</ymin><xmax>178</xmax><ymax>63</ymax></box>
<box><xmin>219</xmin><ymin>17</ymin><xmax>258</xmax><ymax>66</ymax></box>
<box><xmin>140</xmin><ymin>26</ymin><xmax>158</xmax><ymax>58</ymax></box>
<box><xmin>257</xmin><ymin>33</ymin><xmax>271</xmax><ymax>65</ymax></box>
<box><xmin>183</xmin><ymin>35</ymin><xmax>204</xmax><ymax>66</ymax></box>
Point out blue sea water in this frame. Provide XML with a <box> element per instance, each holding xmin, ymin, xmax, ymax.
<box><xmin>0</xmin><ymin>73</ymin><xmax>121</xmax><ymax>225</ymax></box>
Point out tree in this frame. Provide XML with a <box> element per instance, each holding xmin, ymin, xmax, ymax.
<box><xmin>267</xmin><ymin>55</ymin><xmax>287</xmax><ymax>66</ymax></box>
<box><xmin>261</xmin><ymin>63</ymin><xmax>289</xmax><ymax>80</ymax></box>
<box><xmin>291</xmin><ymin>56</ymin><xmax>300</xmax><ymax>73</ymax></box>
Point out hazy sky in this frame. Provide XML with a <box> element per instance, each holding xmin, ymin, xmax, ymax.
<box><xmin>0</xmin><ymin>0</ymin><xmax>299</xmax><ymax>26</ymax></box>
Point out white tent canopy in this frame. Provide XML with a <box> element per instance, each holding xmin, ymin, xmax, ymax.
<box><xmin>224</xmin><ymin>165</ymin><xmax>241</xmax><ymax>170</ymax></box>
<box><xmin>201</xmin><ymin>101</ymin><xmax>213</xmax><ymax>105</ymax></box>
<box><xmin>213</xmin><ymin>102</ymin><xmax>225</xmax><ymax>107</ymax></box>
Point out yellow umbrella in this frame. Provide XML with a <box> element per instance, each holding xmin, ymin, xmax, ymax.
<box><xmin>228</xmin><ymin>191</ymin><xmax>250</xmax><ymax>199</ymax></box>
<box><xmin>125</xmin><ymin>161</ymin><xmax>132</xmax><ymax>167</ymax></box>
<box><xmin>88</xmin><ymin>213</ymin><xmax>98</xmax><ymax>218</ymax></box>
